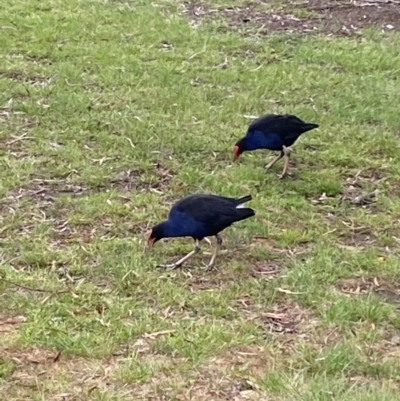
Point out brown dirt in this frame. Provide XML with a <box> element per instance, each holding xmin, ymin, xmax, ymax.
<box><xmin>313</xmin><ymin>169</ymin><xmax>384</xmax><ymax>214</ymax></box>
<box><xmin>1</xmin><ymin>340</ymin><xmax>271</xmax><ymax>401</ymax></box>
<box><xmin>0</xmin><ymin>70</ymin><xmax>54</xmax><ymax>87</ymax></box>
<box><xmin>183</xmin><ymin>247</ymin><xmax>287</xmax><ymax>293</ymax></box>
<box><xmin>110</xmin><ymin>161</ymin><xmax>174</xmax><ymax>193</ymax></box>
<box><xmin>338</xmin><ymin>276</ymin><xmax>400</xmax><ymax>306</ymax></box>
<box><xmin>184</xmin><ymin>0</ymin><xmax>400</xmax><ymax>35</ymax></box>
<box><xmin>0</xmin><ymin>164</ymin><xmax>162</xmax><ymax>207</ymax></box>
<box><xmin>259</xmin><ymin>302</ymin><xmax>318</xmax><ymax>336</ymax></box>
<box><xmin>336</xmin><ymin>223</ymin><xmax>380</xmax><ymax>247</ymax></box>
<box><xmin>0</xmin><ymin>315</ymin><xmax>27</xmax><ymax>335</ymax></box>
<box><xmin>250</xmin><ymin>260</ymin><xmax>281</xmax><ymax>279</ymax></box>
<box><xmin>339</xmin><ymin>170</ymin><xmax>382</xmax><ymax>211</ymax></box>
<box><xmin>0</xmin><ymin>345</ymin><xmax>136</xmax><ymax>401</ymax></box>
<box><xmin>0</xmin><ymin>161</ymin><xmax>173</xmax><ymax>244</ymax></box>
<box><xmin>237</xmin><ymin>297</ymin><xmax>318</xmax><ymax>339</ymax></box>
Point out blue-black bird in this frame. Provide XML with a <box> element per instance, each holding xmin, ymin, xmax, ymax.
<box><xmin>147</xmin><ymin>194</ymin><xmax>255</xmax><ymax>270</ymax></box>
<box><xmin>233</xmin><ymin>114</ymin><xmax>319</xmax><ymax>178</ymax></box>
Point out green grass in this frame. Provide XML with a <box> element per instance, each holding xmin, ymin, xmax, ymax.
<box><xmin>1</xmin><ymin>0</ymin><xmax>400</xmax><ymax>399</ymax></box>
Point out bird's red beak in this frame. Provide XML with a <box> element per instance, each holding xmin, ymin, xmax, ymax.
<box><xmin>147</xmin><ymin>231</ymin><xmax>155</xmax><ymax>248</ymax></box>
<box><xmin>233</xmin><ymin>145</ymin><xmax>240</xmax><ymax>162</ymax></box>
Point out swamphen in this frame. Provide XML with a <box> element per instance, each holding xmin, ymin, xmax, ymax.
<box><xmin>233</xmin><ymin>114</ymin><xmax>319</xmax><ymax>178</ymax></box>
<box><xmin>147</xmin><ymin>194</ymin><xmax>255</xmax><ymax>270</ymax></box>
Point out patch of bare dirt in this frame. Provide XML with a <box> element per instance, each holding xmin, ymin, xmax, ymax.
<box><xmin>182</xmin><ymin>248</ymin><xmax>286</xmax><ymax>292</ymax></box>
<box><xmin>250</xmin><ymin>260</ymin><xmax>281</xmax><ymax>279</ymax></box>
<box><xmin>113</xmin><ymin>336</ymin><xmax>269</xmax><ymax>400</ymax></box>
<box><xmin>110</xmin><ymin>161</ymin><xmax>174</xmax><ymax>193</ymax></box>
<box><xmin>184</xmin><ymin>262</ymin><xmax>252</xmax><ymax>292</ymax></box>
<box><xmin>313</xmin><ymin>169</ymin><xmax>384</xmax><ymax>211</ymax></box>
<box><xmin>187</xmin><ymin>275</ymin><xmax>221</xmax><ymax>291</ymax></box>
<box><xmin>1</xmin><ymin>178</ymin><xmax>95</xmax><ymax>241</ymax></box>
<box><xmin>238</xmin><ymin>298</ymin><xmax>318</xmax><ymax>339</ymax></box>
<box><xmin>260</xmin><ymin>302</ymin><xmax>317</xmax><ymax>336</ymax></box>
<box><xmin>180</xmin><ymin>241</ymin><xmax>308</xmax><ymax>291</ymax></box>
<box><xmin>0</xmin><ymin>315</ymin><xmax>27</xmax><ymax>335</ymax></box>
<box><xmin>0</xmin><ymin>345</ymin><xmax>138</xmax><ymax>401</ymax></box>
<box><xmin>338</xmin><ymin>276</ymin><xmax>400</xmax><ymax>306</ymax></box>
<box><xmin>0</xmin><ymin>70</ymin><xmax>55</xmax><ymax>87</ymax></box>
<box><xmin>336</xmin><ymin>222</ymin><xmax>380</xmax><ymax>247</ymax></box>
<box><xmin>46</xmin><ymin>216</ymin><xmax>149</xmax><ymax>252</ymax></box>
<box><xmin>339</xmin><ymin>169</ymin><xmax>383</xmax><ymax>211</ymax></box>
<box><xmin>0</xmin><ymin>171</ymin><xmax>152</xmax><ymax>268</ymax></box>
<box><xmin>7</xmin><ymin>51</ymin><xmax>54</xmax><ymax>66</ymax></box>
<box><xmin>338</xmin><ymin>276</ymin><xmax>380</xmax><ymax>293</ymax></box>
<box><xmin>2</xmin><ymin>158</ymin><xmax>173</xmax><ymax>214</ymax></box>
<box><xmin>177</xmin><ymin>327</ymin><xmax>400</xmax><ymax>398</ymax></box>
<box><xmin>6</xmin><ymin>179</ymin><xmax>94</xmax><ymax>207</ymax></box>
<box><xmin>136</xmin><ymin>345</ymin><xmax>271</xmax><ymax>401</ymax></box>
<box><xmin>184</xmin><ymin>0</ymin><xmax>400</xmax><ymax>35</ymax></box>
<box><xmin>186</xmin><ymin>372</ymin><xmax>263</xmax><ymax>400</ymax></box>
<box><xmin>3</xmin><ymin>161</ymin><xmax>174</xmax><ymax>212</ymax></box>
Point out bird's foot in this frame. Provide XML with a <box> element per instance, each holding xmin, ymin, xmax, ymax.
<box><xmin>282</xmin><ymin>146</ymin><xmax>293</xmax><ymax>155</ymax></box>
<box><xmin>278</xmin><ymin>172</ymin><xmax>288</xmax><ymax>180</ymax></box>
<box><xmin>203</xmin><ymin>262</ymin><xmax>218</xmax><ymax>272</ymax></box>
<box><xmin>156</xmin><ymin>262</ymin><xmax>184</xmax><ymax>270</ymax></box>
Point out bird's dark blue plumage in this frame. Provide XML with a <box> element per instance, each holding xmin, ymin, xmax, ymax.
<box><xmin>233</xmin><ymin>114</ymin><xmax>319</xmax><ymax>178</ymax></box>
<box><xmin>235</xmin><ymin>114</ymin><xmax>318</xmax><ymax>153</ymax></box>
<box><xmin>147</xmin><ymin>194</ymin><xmax>255</xmax><ymax>270</ymax></box>
<box><xmin>149</xmin><ymin>194</ymin><xmax>254</xmax><ymax>242</ymax></box>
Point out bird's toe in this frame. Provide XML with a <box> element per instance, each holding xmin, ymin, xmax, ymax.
<box><xmin>156</xmin><ymin>263</ymin><xmax>182</xmax><ymax>270</ymax></box>
<box><xmin>204</xmin><ymin>263</ymin><xmax>217</xmax><ymax>272</ymax></box>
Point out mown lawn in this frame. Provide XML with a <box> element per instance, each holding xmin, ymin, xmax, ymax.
<box><xmin>1</xmin><ymin>0</ymin><xmax>400</xmax><ymax>400</ymax></box>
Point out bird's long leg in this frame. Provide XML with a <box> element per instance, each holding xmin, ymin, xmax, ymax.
<box><xmin>265</xmin><ymin>151</ymin><xmax>284</xmax><ymax>170</ymax></box>
<box><xmin>279</xmin><ymin>146</ymin><xmax>292</xmax><ymax>179</ymax></box>
<box><xmin>205</xmin><ymin>235</ymin><xmax>222</xmax><ymax>271</ymax></box>
<box><xmin>157</xmin><ymin>240</ymin><xmax>201</xmax><ymax>270</ymax></box>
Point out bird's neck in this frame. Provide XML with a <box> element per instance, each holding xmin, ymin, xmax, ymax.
<box><xmin>240</xmin><ymin>135</ymin><xmax>259</xmax><ymax>151</ymax></box>
<box><xmin>156</xmin><ymin>220</ymin><xmax>179</xmax><ymax>238</ymax></box>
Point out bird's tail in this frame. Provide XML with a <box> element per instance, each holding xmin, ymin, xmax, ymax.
<box><xmin>234</xmin><ymin>194</ymin><xmax>252</xmax><ymax>208</ymax></box>
<box><xmin>235</xmin><ymin>207</ymin><xmax>256</xmax><ymax>222</ymax></box>
<box><xmin>234</xmin><ymin>194</ymin><xmax>255</xmax><ymax>221</ymax></box>
<box><xmin>302</xmin><ymin>123</ymin><xmax>319</xmax><ymax>133</ymax></box>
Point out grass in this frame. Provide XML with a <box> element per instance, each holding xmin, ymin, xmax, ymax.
<box><xmin>1</xmin><ymin>0</ymin><xmax>400</xmax><ymax>399</ymax></box>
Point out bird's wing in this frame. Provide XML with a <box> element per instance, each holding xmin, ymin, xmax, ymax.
<box><xmin>248</xmin><ymin>114</ymin><xmax>305</xmax><ymax>136</ymax></box>
<box><xmin>173</xmin><ymin>195</ymin><xmax>243</xmax><ymax>228</ymax></box>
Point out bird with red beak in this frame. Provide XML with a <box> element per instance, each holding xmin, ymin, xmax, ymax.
<box><xmin>146</xmin><ymin>193</ymin><xmax>255</xmax><ymax>270</ymax></box>
<box><xmin>233</xmin><ymin>114</ymin><xmax>319</xmax><ymax>178</ymax></box>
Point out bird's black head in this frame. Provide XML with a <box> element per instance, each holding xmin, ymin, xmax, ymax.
<box><xmin>147</xmin><ymin>223</ymin><xmax>165</xmax><ymax>248</ymax></box>
<box><xmin>233</xmin><ymin>138</ymin><xmax>246</xmax><ymax>162</ymax></box>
